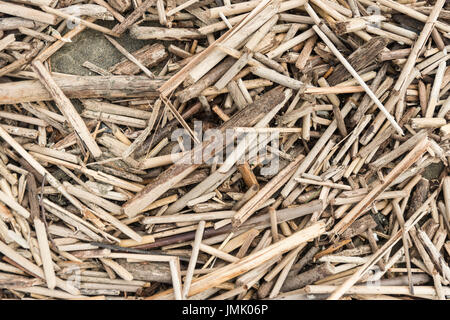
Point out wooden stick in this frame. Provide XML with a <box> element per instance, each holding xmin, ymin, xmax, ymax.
<box><xmin>166</xmin><ymin>0</ymin><xmax>199</xmax><ymax>17</ymax></box>
<box><xmin>0</xmin><ymin>190</ymin><xmax>30</xmax><ymax>219</ymax></box>
<box><xmin>232</xmin><ymin>153</ymin><xmax>304</xmax><ymax>228</ymax></box>
<box><xmin>0</xmin><ymin>34</ymin><xmax>15</xmax><ymax>52</ymax></box>
<box><xmin>34</xmin><ymin>218</ymin><xmax>56</xmax><ymax>289</ymax></box>
<box><xmin>410</xmin><ymin>118</ymin><xmax>446</xmax><ymax>129</ymax></box>
<box><xmin>267</xmin><ymin>28</ymin><xmax>315</xmax><ymax>59</ymax></box>
<box><xmin>269</xmin><ymin>207</ymin><xmax>279</xmax><ymax>242</ymax></box>
<box><xmin>99</xmin><ymin>258</ymin><xmax>133</xmax><ymax>281</ymax></box>
<box><xmin>91</xmin><ymin>0</ymin><xmax>125</xmax><ymax>22</ymax></box>
<box><xmin>332</xmin><ymin>137</ymin><xmax>431</xmax><ymax>238</ymax></box>
<box><xmin>328</xmin><ymin>190</ymin><xmax>438</xmax><ymax>300</ymax></box>
<box><xmin>376</xmin><ymin>0</ymin><xmax>450</xmax><ymax>34</ymax></box>
<box><xmin>123</xmin><ymin>87</ymin><xmax>286</xmax><ymax>217</ymax></box>
<box><xmin>312</xmin><ymin>25</ymin><xmax>403</xmax><ymax>135</ymax></box>
<box><xmin>426</xmin><ymin>60</ymin><xmax>447</xmax><ymax>117</ymax></box>
<box><xmin>0</xmin><ymin>74</ymin><xmax>164</xmax><ymax>103</ymax></box>
<box><xmin>281</xmin><ymin>94</ymin><xmax>359</xmax><ymax>198</ymax></box>
<box><xmin>0</xmin><ymin>1</ymin><xmax>57</xmax><ymax>25</ymax></box>
<box><xmin>152</xmin><ymin>221</ymin><xmax>326</xmax><ymax>299</ymax></box>
<box><xmin>104</xmin><ymin>35</ymin><xmax>155</xmax><ymax>78</ymax></box>
<box><xmin>250</xmin><ymin>65</ymin><xmax>303</xmax><ymax>90</ymax></box>
<box><xmin>237</xmin><ymin>162</ymin><xmax>259</xmax><ymax>189</ymax></box>
<box><xmin>182</xmin><ymin>220</ymin><xmax>205</xmax><ymax>299</ymax></box>
<box><xmin>35</xmin><ymin>17</ymin><xmax>97</xmax><ymax>62</ymax></box>
<box><xmin>31</xmin><ymin>60</ymin><xmax>102</xmax><ymax>159</ymax></box>
<box><xmin>112</xmin><ymin>0</ymin><xmax>156</xmax><ymax>35</ymax></box>
<box><xmin>41</xmin><ymin>6</ymin><xmax>119</xmax><ymax>37</ymax></box>
<box><xmin>0</xmin><ymin>240</ymin><xmax>79</xmax><ymax>295</ymax></box>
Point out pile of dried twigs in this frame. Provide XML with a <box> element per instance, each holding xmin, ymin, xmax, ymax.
<box><xmin>0</xmin><ymin>0</ymin><xmax>449</xmax><ymax>300</ymax></box>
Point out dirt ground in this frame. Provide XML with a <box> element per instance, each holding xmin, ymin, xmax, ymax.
<box><xmin>51</xmin><ymin>21</ymin><xmax>148</xmax><ymax>76</ymax></box>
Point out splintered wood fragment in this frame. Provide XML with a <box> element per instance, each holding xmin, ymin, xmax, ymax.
<box><xmin>83</xmin><ymin>61</ymin><xmax>112</xmax><ymax>76</ymax></box>
<box><xmin>82</xmin><ymin>99</ymin><xmax>152</xmax><ymax>119</ymax></box>
<box><xmin>0</xmin><ymin>190</ymin><xmax>30</xmax><ymax>219</ymax></box>
<box><xmin>35</xmin><ymin>17</ymin><xmax>97</xmax><ymax>62</ymax></box>
<box><xmin>199</xmin><ymin>243</ymin><xmax>239</xmax><ymax>263</ymax></box>
<box><xmin>203</xmin><ymin>79</ymin><xmax>274</xmax><ymax>96</ymax></box>
<box><xmin>267</xmin><ymin>28</ymin><xmax>315</xmax><ymax>59</ymax></box>
<box><xmin>333</xmin><ymin>105</ymin><xmax>347</xmax><ymax>136</ymax></box>
<box><xmin>410</xmin><ymin>118</ymin><xmax>446</xmax><ymax>129</ymax></box>
<box><xmin>122</xmin><ymin>99</ymin><xmax>162</xmax><ymax>159</ymax></box>
<box><xmin>112</xmin><ymin>0</ymin><xmax>156</xmax><ymax>35</ymax></box>
<box><xmin>332</xmin><ymin>138</ymin><xmax>431</xmax><ymax>238</ymax></box>
<box><xmin>269</xmin><ymin>207</ymin><xmax>279</xmax><ymax>242</ymax></box>
<box><xmin>335</xmin><ymin>18</ymin><xmax>367</xmax><ymax>35</ymax></box>
<box><xmin>105</xmin><ymin>35</ymin><xmax>155</xmax><ymax>78</ymax></box>
<box><xmin>58</xmin><ymin>4</ymin><xmax>114</xmax><ymax>20</ymax></box>
<box><xmin>250</xmin><ymin>65</ymin><xmax>303</xmax><ymax>90</ymax></box>
<box><xmin>0</xmin><ymin>160</ymin><xmax>17</xmax><ymax>186</ymax></box>
<box><xmin>237</xmin><ymin>162</ymin><xmax>259</xmax><ymax>189</ymax></box>
<box><xmin>176</xmin><ymin>57</ymin><xmax>235</xmax><ymax>103</ymax></box>
<box><xmin>32</xmin><ymin>60</ymin><xmax>102</xmax><ymax>159</ymax></box>
<box><xmin>109</xmin><ymin>43</ymin><xmax>167</xmax><ymax>75</ymax></box>
<box><xmin>0</xmin><ymin>1</ymin><xmax>57</xmax><ymax>25</ymax></box>
<box><xmin>283</xmin><ymin>262</ymin><xmax>335</xmax><ymax>291</ymax></box>
<box><xmin>151</xmin><ymin>221</ymin><xmax>326</xmax><ymax>299</ymax></box>
<box><xmin>295</xmin><ymin>34</ymin><xmax>317</xmax><ymax>70</ymax></box>
<box><xmin>167</xmin><ymin>0</ymin><xmax>199</xmax><ymax>17</ymax></box>
<box><xmin>34</xmin><ymin>218</ymin><xmax>56</xmax><ymax>290</ymax></box>
<box><xmin>182</xmin><ymin>220</ymin><xmax>205</xmax><ymax>299</ymax></box>
<box><xmin>328</xmin><ymin>190</ymin><xmax>438</xmax><ymax>300</ymax></box>
<box><xmin>0</xmin><ymin>34</ymin><xmax>15</xmax><ymax>52</ymax></box>
<box><xmin>0</xmin><ymin>240</ymin><xmax>80</xmax><ymax>295</ymax></box>
<box><xmin>312</xmin><ymin>25</ymin><xmax>403</xmax><ymax>136</ymax></box>
<box><xmin>295</xmin><ymin>178</ymin><xmax>352</xmax><ymax>191</ymax></box>
<box><xmin>232</xmin><ymin>153</ymin><xmax>305</xmax><ymax>228</ymax></box>
<box><xmin>426</xmin><ymin>60</ymin><xmax>446</xmax><ymax>118</ymax></box>
<box><xmin>41</xmin><ymin>6</ymin><xmax>119</xmax><ymax>37</ymax></box>
<box><xmin>304</xmin><ymin>86</ymin><xmax>364</xmax><ymax>95</ymax></box>
<box><xmin>99</xmin><ymin>258</ymin><xmax>134</xmax><ymax>281</ymax></box>
<box><xmin>207</xmin><ymin>0</ymin><xmax>260</xmax><ymax>19</ymax></box>
<box><xmin>227</xmin><ymin>80</ymin><xmax>248</xmax><ymax>109</ymax></box>
<box><xmin>215</xmin><ymin>52</ymin><xmax>252</xmax><ymax>90</ymax></box>
<box><xmin>169</xmin><ymin>258</ymin><xmax>183</xmax><ymax>300</ymax></box>
<box><xmin>92</xmin><ymin>0</ymin><xmax>125</xmax><ymax>21</ymax></box>
<box><xmin>82</xmin><ymin>110</ymin><xmax>147</xmax><ymax>128</ymax></box>
<box><xmin>122</xmin><ymin>87</ymin><xmax>286</xmax><ymax>217</ymax></box>
<box><xmin>130</xmin><ymin>26</ymin><xmax>203</xmax><ymax>40</ymax></box>
<box><xmin>281</xmin><ymin>94</ymin><xmax>358</xmax><ymax>198</ymax></box>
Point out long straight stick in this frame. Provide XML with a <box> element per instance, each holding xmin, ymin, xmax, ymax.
<box><xmin>31</xmin><ymin>60</ymin><xmax>102</xmax><ymax>159</ymax></box>
<box><xmin>328</xmin><ymin>189</ymin><xmax>438</xmax><ymax>300</ymax></box>
<box><xmin>182</xmin><ymin>221</ymin><xmax>206</xmax><ymax>299</ymax></box>
<box><xmin>312</xmin><ymin>25</ymin><xmax>404</xmax><ymax>136</ymax></box>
